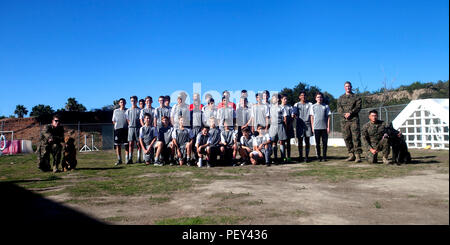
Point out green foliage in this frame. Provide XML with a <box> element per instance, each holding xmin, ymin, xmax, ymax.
<box><xmin>30</xmin><ymin>104</ymin><xmax>55</xmax><ymax>118</ymax></box>
<box><xmin>397</xmin><ymin>80</ymin><xmax>449</xmax><ymax>96</ymax></box>
<box><xmin>374</xmin><ymin>201</ymin><xmax>382</xmax><ymax>209</ymax></box>
<box><xmin>65</xmin><ymin>97</ymin><xmax>87</xmax><ymax>112</ymax></box>
<box><xmin>100</xmin><ymin>100</ymin><xmax>120</xmax><ymax>111</ymax></box>
<box><xmin>360</xmin><ymin>80</ymin><xmax>447</xmax><ymax>108</ymax></box>
<box><xmin>14</xmin><ymin>105</ymin><xmax>28</xmax><ymax>118</ymax></box>
<box><xmin>279</xmin><ymin>82</ymin><xmax>337</xmax><ymax>111</ymax></box>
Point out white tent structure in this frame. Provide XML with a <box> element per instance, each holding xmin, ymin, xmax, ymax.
<box><xmin>392</xmin><ymin>99</ymin><xmax>449</xmax><ymax>150</ymax></box>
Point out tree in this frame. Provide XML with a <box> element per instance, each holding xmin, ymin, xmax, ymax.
<box><xmin>101</xmin><ymin>100</ymin><xmax>120</xmax><ymax>111</ymax></box>
<box><xmin>30</xmin><ymin>104</ymin><xmax>55</xmax><ymax>118</ymax></box>
<box><xmin>65</xmin><ymin>97</ymin><xmax>87</xmax><ymax>112</ymax></box>
<box><xmin>279</xmin><ymin>82</ymin><xmax>337</xmax><ymax>111</ymax></box>
<box><xmin>14</xmin><ymin>105</ymin><xmax>28</xmax><ymax>118</ymax></box>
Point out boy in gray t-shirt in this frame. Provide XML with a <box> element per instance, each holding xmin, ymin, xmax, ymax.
<box><xmin>202</xmin><ymin>99</ymin><xmax>217</xmax><ymax>127</ymax></box>
<box><xmin>268</xmin><ymin>93</ymin><xmax>288</xmax><ymax>164</ymax></box>
<box><xmin>310</xmin><ymin>92</ymin><xmax>331</xmax><ymax>161</ymax></box>
<box><xmin>172</xmin><ymin>117</ymin><xmax>194</xmax><ymax>166</ymax></box>
<box><xmin>112</xmin><ymin>98</ymin><xmax>129</xmax><ymax>165</ymax></box>
<box><xmin>126</xmin><ymin>95</ymin><xmax>141</xmax><ymax>164</ymax></box>
<box><xmin>139</xmin><ymin>113</ymin><xmax>158</xmax><ymax>165</ymax></box>
<box><xmin>292</xmin><ymin>92</ymin><xmax>313</xmax><ymax>162</ymax></box>
<box><xmin>138</xmin><ymin>96</ymin><xmax>155</xmax><ymax>163</ymax></box>
<box><xmin>154</xmin><ymin>96</ymin><xmax>171</xmax><ymax>129</ymax></box>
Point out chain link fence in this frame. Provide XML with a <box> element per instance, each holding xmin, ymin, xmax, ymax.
<box><xmin>38</xmin><ymin>123</ymin><xmax>114</xmax><ymax>152</ymax></box>
<box><xmin>329</xmin><ymin>104</ymin><xmax>408</xmax><ymax>138</ymax></box>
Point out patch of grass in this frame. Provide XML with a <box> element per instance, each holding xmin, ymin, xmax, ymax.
<box><xmin>192</xmin><ymin>172</ymin><xmax>241</xmax><ymax>181</ymax></box>
<box><xmin>218</xmin><ymin>207</ymin><xmax>238</xmax><ymax>212</ymax></box>
<box><xmin>244</xmin><ymin>199</ymin><xmax>264</xmax><ymax>206</ymax></box>
<box><xmin>64</xmin><ymin>175</ymin><xmax>193</xmax><ymax>197</ymax></box>
<box><xmin>374</xmin><ymin>201</ymin><xmax>382</xmax><ymax>209</ymax></box>
<box><xmin>65</xmin><ymin>199</ymin><xmax>88</xmax><ymax>205</ymax></box>
<box><xmin>266</xmin><ymin>212</ymin><xmax>284</xmax><ymax>218</ymax></box>
<box><xmin>148</xmin><ymin>196</ymin><xmax>171</xmax><ymax>205</ymax></box>
<box><xmin>103</xmin><ymin>216</ymin><xmax>128</xmax><ymax>223</ymax></box>
<box><xmin>211</xmin><ymin>192</ymin><xmax>251</xmax><ymax>201</ymax></box>
<box><xmin>222</xmin><ymin>168</ymin><xmax>251</xmax><ymax>175</ymax></box>
<box><xmin>154</xmin><ymin>215</ymin><xmax>247</xmax><ymax>225</ymax></box>
<box><xmin>291</xmin><ymin>210</ymin><xmax>309</xmax><ymax>216</ymax></box>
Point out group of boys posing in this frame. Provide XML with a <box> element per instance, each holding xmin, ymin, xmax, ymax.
<box><xmin>112</xmin><ymin>86</ymin><xmax>335</xmax><ymax>168</ymax></box>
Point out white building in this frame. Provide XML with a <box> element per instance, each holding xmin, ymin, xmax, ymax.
<box><xmin>392</xmin><ymin>99</ymin><xmax>449</xmax><ymax>150</ymax></box>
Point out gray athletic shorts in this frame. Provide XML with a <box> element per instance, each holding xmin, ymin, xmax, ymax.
<box><xmin>269</xmin><ymin>124</ymin><xmax>287</xmax><ymax>141</ymax></box>
<box><xmin>176</xmin><ymin>145</ymin><xmax>187</xmax><ymax>160</ymax></box>
<box><xmin>250</xmin><ymin>148</ymin><xmax>272</xmax><ymax>159</ymax></box>
<box><xmin>296</xmin><ymin>123</ymin><xmax>313</xmax><ymax>138</ymax></box>
<box><xmin>128</xmin><ymin>127</ymin><xmax>140</xmax><ymax>142</ymax></box>
<box><xmin>285</xmin><ymin>124</ymin><xmax>295</xmax><ymax>139</ymax></box>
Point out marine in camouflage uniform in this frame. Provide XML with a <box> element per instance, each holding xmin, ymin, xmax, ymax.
<box><xmin>337</xmin><ymin>82</ymin><xmax>362</xmax><ymax>162</ymax></box>
<box><xmin>361</xmin><ymin>119</ymin><xmax>392</xmax><ymax>164</ymax></box>
<box><xmin>38</xmin><ymin>116</ymin><xmax>65</xmax><ymax>172</ymax></box>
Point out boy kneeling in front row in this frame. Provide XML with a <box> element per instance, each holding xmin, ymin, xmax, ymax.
<box><xmin>154</xmin><ymin>116</ymin><xmax>174</xmax><ymax>166</ymax></box>
<box><xmin>139</xmin><ymin>113</ymin><xmax>158</xmax><ymax>165</ymax></box>
<box><xmin>238</xmin><ymin>127</ymin><xmax>254</xmax><ymax>166</ymax></box>
<box><xmin>172</xmin><ymin>117</ymin><xmax>194</xmax><ymax>166</ymax></box>
<box><xmin>250</xmin><ymin>125</ymin><xmax>273</xmax><ymax>166</ymax></box>
<box><xmin>220</xmin><ymin>121</ymin><xmax>239</xmax><ymax>166</ymax></box>
<box><xmin>205</xmin><ymin>117</ymin><xmax>222</xmax><ymax>168</ymax></box>
<box><xmin>195</xmin><ymin>127</ymin><xmax>210</xmax><ymax>168</ymax></box>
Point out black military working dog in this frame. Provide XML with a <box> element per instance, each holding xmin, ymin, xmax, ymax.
<box><xmin>62</xmin><ymin>137</ymin><xmax>77</xmax><ymax>171</ymax></box>
<box><xmin>383</xmin><ymin>127</ymin><xmax>411</xmax><ymax>164</ymax></box>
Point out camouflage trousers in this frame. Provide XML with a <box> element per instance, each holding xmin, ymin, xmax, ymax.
<box><xmin>342</xmin><ymin>119</ymin><xmax>362</xmax><ymax>154</ymax></box>
<box><xmin>38</xmin><ymin>143</ymin><xmax>62</xmax><ymax>171</ymax></box>
<box><xmin>365</xmin><ymin>138</ymin><xmax>390</xmax><ymax>163</ymax></box>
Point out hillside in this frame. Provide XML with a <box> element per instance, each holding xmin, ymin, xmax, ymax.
<box><xmin>360</xmin><ymin>80</ymin><xmax>449</xmax><ymax>108</ymax></box>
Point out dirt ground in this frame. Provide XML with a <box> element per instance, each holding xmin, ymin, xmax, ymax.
<box><xmin>36</xmin><ymin>148</ymin><xmax>449</xmax><ymax>225</ymax></box>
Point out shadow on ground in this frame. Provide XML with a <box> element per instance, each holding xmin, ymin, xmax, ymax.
<box><xmin>0</xmin><ymin>182</ymin><xmax>105</xmax><ymax>226</ymax></box>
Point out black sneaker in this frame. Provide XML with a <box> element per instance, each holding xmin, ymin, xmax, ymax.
<box><xmin>115</xmin><ymin>160</ymin><xmax>122</xmax><ymax>166</ymax></box>
<box><xmin>304</xmin><ymin>157</ymin><xmax>309</xmax><ymax>163</ymax></box>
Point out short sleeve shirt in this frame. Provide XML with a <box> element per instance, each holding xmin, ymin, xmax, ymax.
<box><xmin>207</xmin><ymin>127</ymin><xmax>222</xmax><ymax>147</ymax></box>
<box><xmin>310</xmin><ymin>103</ymin><xmax>331</xmax><ymax>130</ymax></box>
<box><xmin>112</xmin><ymin>108</ymin><xmax>128</xmax><ymax>129</ymax></box>
<box><xmin>126</xmin><ymin>107</ymin><xmax>141</xmax><ymax>128</ymax></box>
<box><xmin>139</xmin><ymin>125</ymin><xmax>158</xmax><ymax>145</ymax></box>
<box><xmin>172</xmin><ymin>128</ymin><xmax>194</xmax><ymax>146</ymax></box>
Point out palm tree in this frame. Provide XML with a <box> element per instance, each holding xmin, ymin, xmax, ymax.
<box><xmin>14</xmin><ymin>105</ymin><xmax>28</xmax><ymax>118</ymax></box>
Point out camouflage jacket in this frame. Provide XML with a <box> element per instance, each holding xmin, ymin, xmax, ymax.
<box><xmin>41</xmin><ymin>124</ymin><xmax>65</xmax><ymax>145</ymax></box>
<box><xmin>337</xmin><ymin>93</ymin><xmax>362</xmax><ymax>121</ymax></box>
<box><xmin>361</xmin><ymin>120</ymin><xmax>389</xmax><ymax>151</ymax></box>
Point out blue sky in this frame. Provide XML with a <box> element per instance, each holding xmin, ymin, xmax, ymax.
<box><xmin>0</xmin><ymin>0</ymin><xmax>448</xmax><ymax>116</ymax></box>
